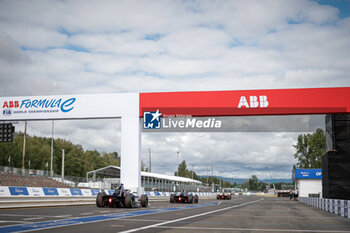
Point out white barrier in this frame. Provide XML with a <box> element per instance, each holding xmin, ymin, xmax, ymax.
<box><xmin>0</xmin><ymin>186</ymin><xmax>213</xmax><ymax>198</ymax></box>
<box><xmin>299</xmin><ymin>197</ymin><xmax>349</xmax><ymax>219</ymax></box>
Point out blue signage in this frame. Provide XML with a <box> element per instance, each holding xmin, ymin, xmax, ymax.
<box><xmin>9</xmin><ymin>187</ymin><xmax>29</xmax><ymax>196</ymax></box>
<box><xmin>91</xmin><ymin>189</ymin><xmax>100</xmax><ymax>196</ymax></box>
<box><xmin>108</xmin><ymin>190</ymin><xmax>114</xmax><ymax>195</ymax></box>
<box><xmin>43</xmin><ymin>188</ymin><xmax>59</xmax><ymax>196</ymax></box>
<box><xmin>294</xmin><ymin>169</ymin><xmax>322</xmax><ymax>179</ymax></box>
<box><xmin>70</xmin><ymin>188</ymin><xmax>82</xmax><ymax>196</ymax></box>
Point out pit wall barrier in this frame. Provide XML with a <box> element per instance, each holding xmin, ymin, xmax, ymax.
<box><xmin>299</xmin><ymin>197</ymin><xmax>349</xmax><ymax>219</ymax></box>
<box><xmin>0</xmin><ymin>186</ymin><xmax>213</xmax><ymax>197</ymax></box>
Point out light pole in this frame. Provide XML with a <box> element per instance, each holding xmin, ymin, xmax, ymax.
<box><xmin>148</xmin><ymin>148</ymin><xmax>151</xmax><ymax>173</ymax></box>
<box><xmin>176</xmin><ymin>151</ymin><xmax>179</xmax><ymax>176</ymax></box>
<box><xmin>191</xmin><ymin>165</ymin><xmax>193</xmax><ymax>179</ymax></box>
<box><xmin>22</xmin><ymin>121</ymin><xmax>27</xmax><ymax>175</ymax></box>
<box><xmin>50</xmin><ymin>121</ymin><xmax>54</xmax><ymax>177</ymax></box>
<box><xmin>61</xmin><ymin>149</ymin><xmax>65</xmax><ymax>182</ymax></box>
<box><xmin>46</xmin><ymin>162</ymin><xmax>48</xmax><ymax>176</ymax></box>
<box><xmin>266</xmin><ymin>166</ymin><xmax>276</xmax><ymax>190</ymax></box>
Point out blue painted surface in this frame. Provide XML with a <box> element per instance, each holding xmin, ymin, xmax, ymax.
<box><xmin>0</xmin><ymin>202</ymin><xmax>219</xmax><ymax>233</ymax></box>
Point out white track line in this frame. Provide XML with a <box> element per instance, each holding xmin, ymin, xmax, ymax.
<box><xmin>22</xmin><ymin>217</ymin><xmax>44</xmax><ymax>221</ymax></box>
<box><xmin>54</xmin><ymin>215</ymin><xmax>72</xmax><ymax>218</ymax></box>
<box><xmin>0</xmin><ymin>220</ymin><xmax>34</xmax><ymax>224</ymax></box>
<box><xmin>119</xmin><ymin>198</ymin><xmax>264</xmax><ymax>233</ymax></box>
<box><xmin>80</xmin><ymin>212</ymin><xmax>94</xmax><ymax>216</ymax></box>
<box><xmin>154</xmin><ymin>226</ymin><xmax>350</xmax><ymax>233</ymax></box>
<box><xmin>116</xmin><ymin>219</ymin><xmax>167</xmax><ymax>222</ymax></box>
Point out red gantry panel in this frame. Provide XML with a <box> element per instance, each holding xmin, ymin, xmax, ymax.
<box><xmin>140</xmin><ymin>87</ymin><xmax>350</xmax><ymax>117</ymax></box>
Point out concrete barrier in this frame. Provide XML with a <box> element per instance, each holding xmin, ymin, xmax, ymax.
<box><xmin>299</xmin><ymin>197</ymin><xmax>349</xmax><ymax>219</ymax></box>
<box><xmin>0</xmin><ymin>186</ymin><xmax>213</xmax><ymax>197</ymax></box>
<box><xmin>0</xmin><ymin>186</ymin><xmax>215</xmax><ymax>208</ymax></box>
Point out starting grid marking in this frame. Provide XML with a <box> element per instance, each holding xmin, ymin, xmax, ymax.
<box><xmin>0</xmin><ymin>202</ymin><xmax>220</xmax><ymax>233</ymax></box>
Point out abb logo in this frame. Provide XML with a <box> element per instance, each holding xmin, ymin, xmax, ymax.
<box><xmin>2</xmin><ymin>101</ymin><xmax>19</xmax><ymax>108</ymax></box>
<box><xmin>238</xmin><ymin>96</ymin><xmax>269</xmax><ymax>108</ymax></box>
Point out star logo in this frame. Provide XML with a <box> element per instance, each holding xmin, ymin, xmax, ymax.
<box><xmin>143</xmin><ymin>110</ymin><xmax>162</xmax><ymax>129</ymax></box>
<box><xmin>150</xmin><ymin>109</ymin><xmax>161</xmax><ymax>122</ymax></box>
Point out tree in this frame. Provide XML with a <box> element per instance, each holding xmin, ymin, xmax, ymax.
<box><xmin>242</xmin><ymin>175</ymin><xmax>267</xmax><ymax>192</ymax></box>
<box><xmin>293</xmin><ymin>128</ymin><xmax>326</xmax><ymax>168</ymax></box>
<box><xmin>0</xmin><ymin>133</ymin><xmax>120</xmax><ymax>178</ymax></box>
<box><xmin>248</xmin><ymin>175</ymin><xmax>258</xmax><ymax>191</ymax></box>
<box><xmin>141</xmin><ymin>160</ymin><xmax>149</xmax><ymax>172</ymax></box>
<box><xmin>176</xmin><ymin>160</ymin><xmax>188</xmax><ymax>177</ymax></box>
<box><xmin>222</xmin><ymin>180</ymin><xmax>232</xmax><ymax>188</ymax></box>
<box><xmin>103</xmin><ymin>152</ymin><xmax>120</xmax><ymax>167</ymax></box>
<box><xmin>174</xmin><ymin>160</ymin><xmax>200</xmax><ymax>180</ymax></box>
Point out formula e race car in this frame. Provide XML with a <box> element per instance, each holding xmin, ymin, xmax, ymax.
<box><xmin>216</xmin><ymin>192</ymin><xmax>232</xmax><ymax>200</ymax></box>
<box><xmin>96</xmin><ymin>187</ymin><xmax>148</xmax><ymax>208</ymax></box>
<box><xmin>170</xmin><ymin>191</ymin><xmax>199</xmax><ymax>204</ymax></box>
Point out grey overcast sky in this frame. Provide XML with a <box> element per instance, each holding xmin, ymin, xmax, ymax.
<box><xmin>1</xmin><ymin>0</ymin><xmax>350</xmax><ymax>179</ymax></box>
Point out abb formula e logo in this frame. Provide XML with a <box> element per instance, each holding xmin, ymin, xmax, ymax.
<box><xmin>237</xmin><ymin>96</ymin><xmax>269</xmax><ymax>108</ymax></box>
<box><xmin>2</xmin><ymin>98</ymin><xmax>76</xmax><ymax>116</ymax></box>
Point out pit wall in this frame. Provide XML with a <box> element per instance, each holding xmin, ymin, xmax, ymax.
<box><xmin>299</xmin><ymin>197</ymin><xmax>349</xmax><ymax>219</ymax></box>
<box><xmin>0</xmin><ymin>186</ymin><xmax>212</xmax><ymax>197</ymax></box>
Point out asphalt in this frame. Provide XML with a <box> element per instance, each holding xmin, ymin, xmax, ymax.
<box><xmin>0</xmin><ymin>195</ymin><xmax>349</xmax><ymax>233</ymax></box>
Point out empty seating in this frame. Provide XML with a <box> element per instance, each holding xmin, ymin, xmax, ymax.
<box><xmin>0</xmin><ymin>173</ymin><xmax>72</xmax><ymax>188</ymax></box>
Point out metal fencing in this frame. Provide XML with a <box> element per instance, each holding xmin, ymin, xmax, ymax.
<box><xmin>0</xmin><ymin>166</ymin><xmax>211</xmax><ymax>192</ymax></box>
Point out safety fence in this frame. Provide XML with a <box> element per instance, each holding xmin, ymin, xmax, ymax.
<box><xmin>299</xmin><ymin>197</ymin><xmax>349</xmax><ymax>219</ymax></box>
<box><xmin>0</xmin><ymin>186</ymin><xmax>213</xmax><ymax>197</ymax></box>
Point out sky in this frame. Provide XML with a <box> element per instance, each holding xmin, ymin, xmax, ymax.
<box><xmin>1</xmin><ymin>0</ymin><xmax>350</xmax><ymax>180</ymax></box>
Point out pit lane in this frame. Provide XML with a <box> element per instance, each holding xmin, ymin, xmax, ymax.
<box><xmin>0</xmin><ymin>196</ymin><xmax>349</xmax><ymax>233</ymax></box>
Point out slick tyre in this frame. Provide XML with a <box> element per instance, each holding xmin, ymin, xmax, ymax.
<box><xmin>187</xmin><ymin>194</ymin><xmax>193</xmax><ymax>203</ymax></box>
<box><xmin>96</xmin><ymin>192</ymin><xmax>104</xmax><ymax>208</ymax></box>
<box><xmin>124</xmin><ymin>193</ymin><xmax>135</xmax><ymax>208</ymax></box>
<box><xmin>140</xmin><ymin>194</ymin><xmax>148</xmax><ymax>207</ymax></box>
<box><xmin>170</xmin><ymin>194</ymin><xmax>175</xmax><ymax>203</ymax></box>
<box><xmin>194</xmin><ymin>195</ymin><xmax>199</xmax><ymax>203</ymax></box>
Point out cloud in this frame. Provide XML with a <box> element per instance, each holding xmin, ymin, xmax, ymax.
<box><xmin>141</xmin><ymin>131</ymin><xmax>299</xmax><ymax>179</ymax></box>
<box><xmin>0</xmin><ymin>0</ymin><xmax>349</xmax><ymax>179</ymax></box>
<box><xmin>0</xmin><ymin>33</ymin><xmax>29</xmax><ymax>63</ymax></box>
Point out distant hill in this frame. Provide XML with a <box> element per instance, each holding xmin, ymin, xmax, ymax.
<box><xmin>200</xmin><ymin>176</ymin><xmax>292</xmax><ymax>184</ymax></box>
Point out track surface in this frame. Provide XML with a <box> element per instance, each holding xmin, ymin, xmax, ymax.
<box><xmin>0</xmin><ymin>196</ymin><xmax>349</xmax><ymax>232</ymax></box>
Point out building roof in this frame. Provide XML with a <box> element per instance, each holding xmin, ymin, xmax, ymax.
<box><xmin>87</xmin><ymin>165</ymin><xmax>202</xmax><ymax>184</ymax></box>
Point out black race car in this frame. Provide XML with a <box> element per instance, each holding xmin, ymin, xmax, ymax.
<box><xmin>170</xmin><ymin>191</ymin><xmax>199</xmax><ymax>204</ymax></box>
<box><xmin>216</xmin><ymin>192</ymin><xmax>232</xmax><ymax>200</ymax></box>
<box><xmin>96</xmin><ymin>188</ymin><xmax>148</xmax><ymax>208</ymax></box>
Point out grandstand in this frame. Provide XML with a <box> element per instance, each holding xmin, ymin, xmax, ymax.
<box><xmin>0</xmin><ymin>172</ymin><xmax>71</xmax><ymax>188</ymax></box>
<box><xmin>86</xmin><ymin>165</ymin><xmax>210</xmax><ymax>192</ymax></box>
<box><xmin>0</xmin><ymin>165</ymin><xmax>211</xmax><ymax>192</ymax></box>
